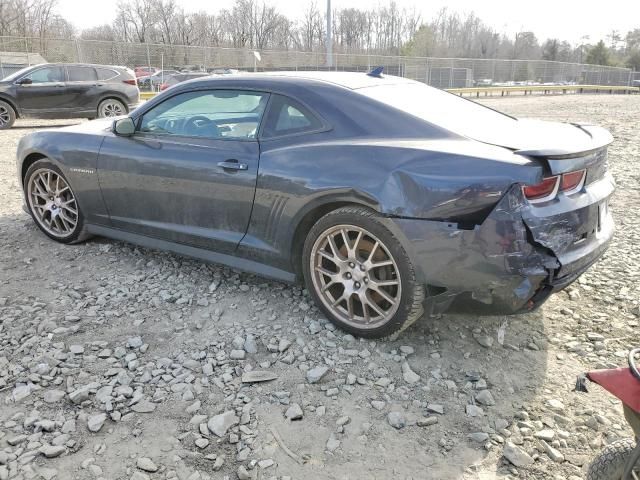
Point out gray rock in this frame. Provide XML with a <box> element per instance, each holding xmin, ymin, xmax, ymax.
<box><xmin>87</xmin><ymin>413</ymin><xmax>107</xmax><ymax>433</ymax></box>
<box><xmin>542</xmin><ymin>440</ymin><xmax>565</xmax><ymax>462</ymax></box>
<box><xmin>475</xmin><ymin>335</ymin><xmax>494</xmax><ymax>348</ymax></box>
<box><xmin>241</xmin><ymin>371</ymin><xmax>277</xmax><ymax>383</ymax></box>
<box><xmin>131</xmin><ymin>400</ymin><xmax>156</xmax><ymax>413</ymax></box>
<box><xmin>534</xmin><ymin>429</ymin><xmax>555</xmax><ymax>441</ymax></box>
<box><xmin>475</xmin><ymin>390</ymin><xmax>495</xmax><ymax>406</ymax></box>
<box><xmin>307</xmin><ymin>365</ymin><xmax>329</xmax><ymax>383</ymax></box>
<box><xmin>43</xmin><ymin>389</ymin><xmax>65</xmax><ymax>403</ymax></box>
<box><xmin>285</xmin><ymin>403</ymin><xmax>303</xmax><ymax>420</ymax></box>
<box><xmin>39</xmin><ymin>445</ymin><xmax>66</xmax><ymax>458</ymax></box>
<box><xmin>402</xmin><ymin>362</ymin><xmax>420</xmax><ymax>384</ymax></box>
<box><xmin>417</xmin><ymin>417</ymin><xmax>438</xmax><ymax>427</ymax></box>
<box><xmin>466</xmin><ymin>404</ymin><xmax>484</xmax><ymax>417</ymax></box>
<box><xmin>230</xmin><ymin>349</ymin><xmax>246</xmax><ymax>360</ymax></box>
<box><xmin>426</xmin><ymin>404</ymin><xmax>444</xmax><ymax>415</ymax></box>
<box><xmin>326</xmin><ymin>434</ymin><xmax>341</xmax><ymax>452</ymax></box>
<box><xmin>387</xmin><ymin>411</ymin><xmax>406</xmax><ymax>429</ymax></box>
<box><xmin>503</xmin><ymin>441</ymin><xmax>535</xmax><ymax>467</ymax></box>
<box><xmin>127</xmin><ymin>336</ymin><xmax>143</xmax><ymax>348</ymax></box>
<box><xmin>244</xmin><ymin>335</ymin><xmax>258</xmax><ymax>353</ymax></box>
<box><xmin>69</xmin><ymin>344</ymin><xmax>84</xmax><ymax>354</ymax></box>
<box><xmin>237</xmin><ymin>466</ymin><xmax>253</xmax><ymax>480</ymax></box>
<box><xmin>208</xmin><ymin>411</ymin><xmax>239</xmax><ymax>437</ymax></box>
<box><xmin>136</xmin><ymin>457</ymin><xmax>158</xmax><ymax>472</ymax></box>
<box><xmin>11</xmin><ymin>384</ymin><xmax>31</xmax><ymax>402</ymax></box>
<box><xmin>399</xmin><ymin>346</ymin><xmax>415</xmax><ymax>355</ymax></box>
<box><xmin>468</xmin><ymin>432</ymin><xmax>489</xmax><ymax>442</ymax></box>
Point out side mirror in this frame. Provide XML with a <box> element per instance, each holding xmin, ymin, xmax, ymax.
<box><xmin>17</xmin><ymin>78</ymin><xmax>32</xmax><ymax>85</ymax></box>
<box><xmin>113</xmin><ymin>117</ymin><xmax>135</xmax><ymax>136</ymax></box>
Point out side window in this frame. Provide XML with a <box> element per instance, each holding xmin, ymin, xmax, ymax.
<box><xmin>96</xmin><ymin>68</ymin><xmax>118</xmax><ymax>81</ymax></box>
<box><xmin>22</xmin><ymin>66</ymin><xmax>65</xmax><ymax>84</ymax></box>
<box><xmin>262</xmin><ymin>95</ymin><xmax>323</xmax><ymax>138</ymax></box>
<box><xmin>67</xmin><ymin>66</ymin><xmax>97</xmax><ymax>82</ymax></box>
<box><xmin>138</xmin><ymin>90</ymin><xmax>268</xmax><ymax>140</ymax></box>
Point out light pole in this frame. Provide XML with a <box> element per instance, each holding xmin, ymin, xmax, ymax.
<box><xmin>326</xmin><ymin>0</ymin><xmax>332</xmax><ymax>68</ymax></box>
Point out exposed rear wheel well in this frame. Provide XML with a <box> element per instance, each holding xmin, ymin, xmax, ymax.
<box><xmin>21</xmin><ymin>153</ymin><xmax>47</xmax><ymax>184</ymax></box>
<box><xmin>291</xmin><ymin>201</ymin><xmax>371</xmax><ymax>278</ymax></box>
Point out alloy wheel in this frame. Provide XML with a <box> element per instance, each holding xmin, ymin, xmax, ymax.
<box><xmin>101</xmin><ymin>101</ymin><xmax>124</xmax><ymax>117</ymax></box>
<box><xmin>27</xmin><ymin>168</ymin><xmax>78</xmax><ymax>238</ymax></box>
<box><xmin>310</xmin><ymin>224</ymin><xmax>402</xmax><ymax>329</ymax></box>
<box><xmin>0</xmin><ymin>105</ymin><xmax>10</xmax><ymax>127</ymax></box>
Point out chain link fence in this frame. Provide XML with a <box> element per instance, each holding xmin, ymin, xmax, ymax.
<box><xmin>1</xmin><ymin>36</ymin><xmax>634</xmax><ymax>87</ymax></box>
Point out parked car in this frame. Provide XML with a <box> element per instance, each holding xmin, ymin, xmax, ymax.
<box><xmin>159</xmin><ymin>72</ymin><xmax>210</xmax><ymax>91</ymax></box>
<box><xmin>137</xmin><ymin>70</ymin><xmax>180</xmax><ymax>90</ymax></box>
<box><xmin>134</xmin><ymin>66</ymin><xmax>157</xmax><ymax>78</ymax></box>
<box><xmin>0</xmin><ymin>63</ymin><xmax>139</xmax><ymax>129</ymax></box>
<box><xmin>15</xmin><ymin>71</ymin><xmax>615</xmax><ymax>338</ymax></box>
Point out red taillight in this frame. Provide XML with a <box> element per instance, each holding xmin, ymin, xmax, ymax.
<box><xmin>560</xmin><ymin>169</ymin><xmax>586</xmax><ymax>193</ymax></box>
<box><xmin>123</xmin><ymin>79</ymin><xmax>137</xmax><ymax>85</ymax></box>
<box><xmin>522</xmin><ymin>176</ymin><xmax>559</xmax><ymax>202</ymax></box>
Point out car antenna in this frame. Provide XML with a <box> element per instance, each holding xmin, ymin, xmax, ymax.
<box><xmin>367</xmin><ymin>66</ymin><xmax>384</xmax><ymax>78</ymax></box>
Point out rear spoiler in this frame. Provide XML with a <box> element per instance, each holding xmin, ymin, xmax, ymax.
<box><xmin>515</xmin><ymin>123</ymin><xmax>614</xmax><ymax>159</ymax></box>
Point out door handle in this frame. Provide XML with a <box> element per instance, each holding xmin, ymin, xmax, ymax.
<box><xmin>217</xmin><ymin>159</ymin><xmax>248</xmax><ymax>171</ymax></box>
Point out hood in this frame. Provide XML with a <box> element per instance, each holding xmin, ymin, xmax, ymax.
<box><xmin>476</xmin><ymin>119</ymin><xmax>613</xmax><ymax>158</ymax></box>
<box><xmin>57</xmin><ymin>117</ymin><xmax>118</xmax><ymax>134</ymax></box>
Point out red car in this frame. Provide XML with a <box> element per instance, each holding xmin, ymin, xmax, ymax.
<box><xmin>134</xmin><ymin>66</ymin><xmax>157</xmax><ymax>78</ymax></box>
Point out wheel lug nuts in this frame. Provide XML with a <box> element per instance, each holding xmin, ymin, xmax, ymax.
<box><xmin>354</xmin><ymin>282</ymin><xmax>361</xmax><ymax>289</ymax></box>
<box><xmin>349</xmin><ymin>262</ymin><xmax>355</xmax><ymax>268</ymax></box>
<box><xmin>359</xmin><ymin>265</ymin><xmax>365</xmax><ymax>271</ymax></box>
<box><xmin>346</xmin><ymin>273</ymin><xmax>352</xmax><ymax>279</ymax></box>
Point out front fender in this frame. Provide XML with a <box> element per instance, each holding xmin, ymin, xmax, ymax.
<box><xmin>17</xmin><ymin>130</ymin><xmax>110</xmax><ymax>226</ymax></box>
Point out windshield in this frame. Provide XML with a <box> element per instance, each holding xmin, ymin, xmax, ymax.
<box><xmin>357</xmin><ymin>82</ymin><xmax>518</xmax><ymax>141</ymax></box>
<box><xmin>2</xmin><ymin>65</ymin><xmax>36</xmax><ymax>81</ymax></box>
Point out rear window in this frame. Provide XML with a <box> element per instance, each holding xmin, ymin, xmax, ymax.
<box><xmin>96</xmin><ymin>68</ymin><xmax>119</xmax><ymax>81</ymax></box>
<box><xmin>262</xmin><ymin>95</ymin><xmax>323</xmax><ymax>138</ymax></box>
<box><xmin>357</xmin><ymin>82</ymin><xmax>517</xmax><ymax>141</ymax></box>
<box><xmin>67</xmin><ymin>66</ymin><xmax>97</xmax><ymax>82</ymax></box>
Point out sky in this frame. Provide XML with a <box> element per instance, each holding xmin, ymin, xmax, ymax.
<box><xmin>56</xmin><ymin>0</ymin><xmax>640</xmax><ymax>45</ymax></box>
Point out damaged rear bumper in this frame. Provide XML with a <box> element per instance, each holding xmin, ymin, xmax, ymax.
<box><xmin>390</xmin><ymin>174</ymin><xmax>614</xmax><ymax>315</ymax></box>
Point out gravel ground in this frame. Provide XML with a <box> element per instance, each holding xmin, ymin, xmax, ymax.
<box><xmin>0</xmin><ymin>94</ymin><xmax>638</xmax><ymax>480</ymax></box>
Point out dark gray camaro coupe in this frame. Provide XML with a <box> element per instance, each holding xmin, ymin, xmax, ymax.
<box><xmin>16</xmin><ymin>71</ymin><xmax>615</xmax><ymax>338</ymax></box>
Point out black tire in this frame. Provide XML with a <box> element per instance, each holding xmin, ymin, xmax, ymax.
<box><xmin>24</xmin><ymin>159</ymin><xmax>91</xmax><ymax>244</ymax></box>
<box><xmin>586</xmin><ymin>438</ymin><xmax>640</xmax><ymax>480</ymax></box>
<box><xmin>0</xmin><ymin>100</ymin><xmax>16</xmax><ymax>129</ymax></box>
<box><xmin>302</xmin><ymin>206</ymin><xmax>425</xmax><ymax>339</ymax></box>
<box><xmin>97</xmin><ymin>98</ymin><xmax>127</xmax><ymax>118</ymax></box>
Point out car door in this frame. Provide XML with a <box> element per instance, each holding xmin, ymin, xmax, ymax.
<box><xmin>64</xmin><ymin>65</ymin><xmax>99</xmax><ymax>113</ymax></box>
<box><xmin>15</xmin><ymin>65</ymin><xmax>70</xmax><ymax>113</ymax></box>
<box><xmin>96</xmin><ymin>88</ymin><xmax>269</xmax><ymax>254</ymax></box>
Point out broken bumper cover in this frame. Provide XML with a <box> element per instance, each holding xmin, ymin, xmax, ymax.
<box><xmin>391</xmin><ymin>175</ymin><xmax>614</xmax><ymax>315</ymax></box>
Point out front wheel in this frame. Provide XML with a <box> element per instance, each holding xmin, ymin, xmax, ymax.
<box><xmin>24</xmin><ymin>159</ymin><xmax>90</xmax><ymax>244</ymax></box>
<box><xmin>98</xmin><ymin>98</ymin><xmax>127</xmax><ymax>118</ymax></box>
<box><xmin>302</xmin><ymin>206</ymin><xmax>424</xmax><ymax>339</ymax></box>
<box><xmin>586</xmin><ymin>438</ymin><xmax>640</xmax><ymax>480</ymax></box>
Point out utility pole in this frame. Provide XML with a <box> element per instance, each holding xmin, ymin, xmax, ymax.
<box><xmin>326</xmin><ymin>0</ymin><xmax>333</xmax><ymax>68</ymax></box>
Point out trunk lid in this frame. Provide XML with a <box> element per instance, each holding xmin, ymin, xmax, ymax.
<box><xmin>480</xmin><ymin>119</ymin><xmax>613</xmax><ymax>177</ymax></box>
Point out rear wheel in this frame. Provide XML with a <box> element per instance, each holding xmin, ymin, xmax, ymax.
<box><xmin>98</xmin><ymin>99</ymin><xmax>126</xmax><ymax>118</ymax></box>
<box><xmin>302</xmin><ymin>206</ymin><xmax>424</xmax><ymax>338</ymax></box>
<box><xmin>586</xmin><ymin>438</ymin><xmax>640</xmax><ymax>480</ymax></box>
<box><xmin>24</xmin><ymin>160</ymin><xmax>89</xmax><ymax>244</ymax></box>
<box><xmin>0</xmin><ymin>100</ymin><xmax>16</xmax><ymax>129</ymax></box>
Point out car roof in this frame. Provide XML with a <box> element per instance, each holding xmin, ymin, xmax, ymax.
<box><xmin>180</xmin><ymin>71</ymin><xmax>417</xmax><ymax>90</ymax></box>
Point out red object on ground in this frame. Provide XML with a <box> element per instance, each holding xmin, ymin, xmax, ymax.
<box><xmin>588</xmin><ymin>368</ymin><xmax>640</xmax><ymax>413</ymax></box>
